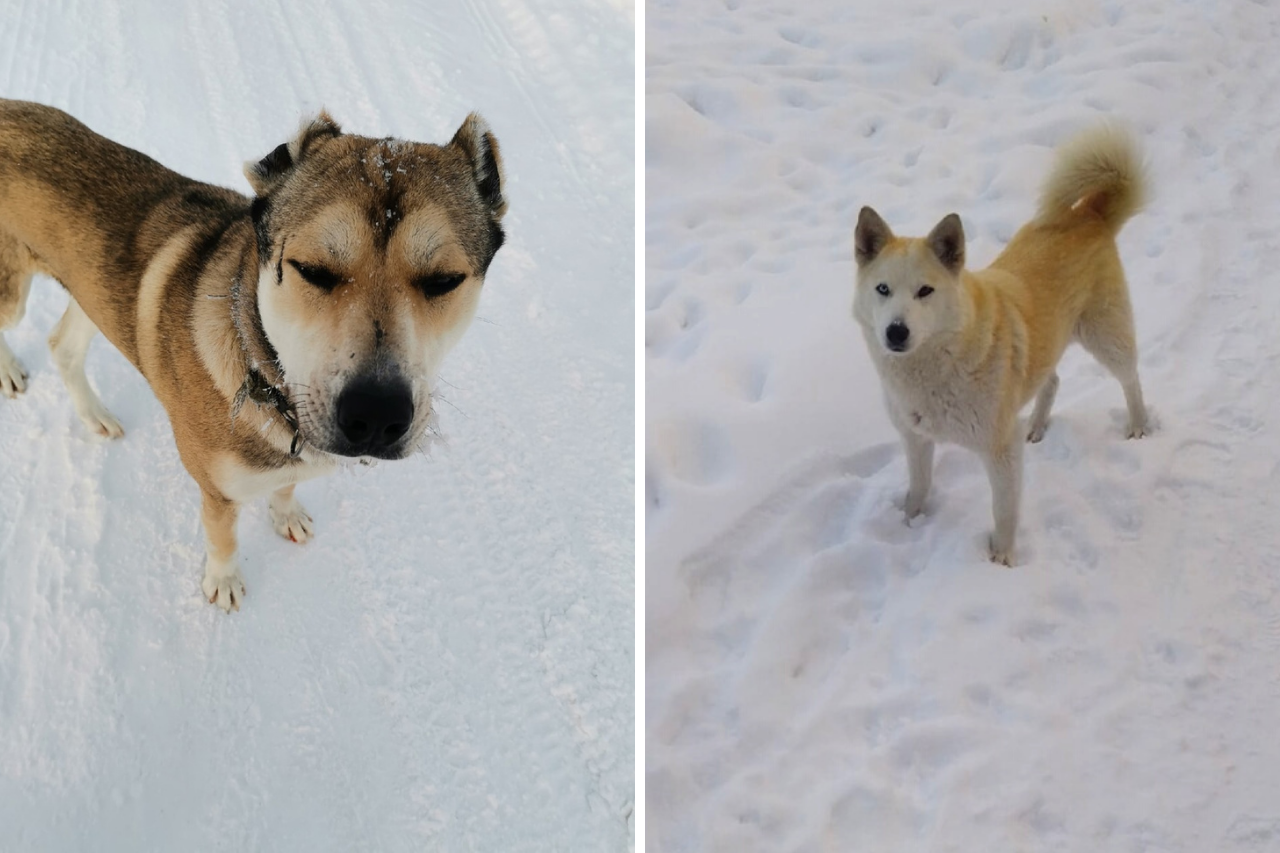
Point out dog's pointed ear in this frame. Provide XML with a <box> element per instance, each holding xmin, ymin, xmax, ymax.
<box><xmin>450</xmin><ymin>112</ymin><xmax>507</xmax><ymax>219</ymax></box>
<box><xmin>926</xmin><ymin>213</ymin><xmax>965</xmax><ymax>274</ymax></box>
<box><xmin>855</xmin><ymin>206</ymin><xmax>893</xmax><ymax>266</ymax></box>
<box><xmin>243</xmin><ymin>111</ymin><xmax>343</xmax><ymax>196</ymax></box>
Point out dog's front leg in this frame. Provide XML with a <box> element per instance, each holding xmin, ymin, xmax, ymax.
<box><xmin>982</xmin><ymin>438</ymin><xmax>1023</xmax><ymax>566</ymax></box>
<box><xmin>901</xmin><ymin>428</ymin><xmax>934</xmax><ymax>519</ymax></box>
<box><xmin>200</xmin><ymin>489</ymin><xmax>246</xmax><ymax>612</ymax></box>
<box><xmin>269</xmin><ymin>484</ymin><xmax>314</xmax><ymax>544</ymax></box>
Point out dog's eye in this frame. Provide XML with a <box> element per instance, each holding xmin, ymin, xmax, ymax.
<box><xmin>414</xmin><ymin>272</ymin><xmax>467</xmax><ymax>298</ymax></box>
<box><xmin>875</xmin><ymin>283</ymin><xmax>890</xmax><ymax>296</ymax></box>
<box><xmin>917</xmin><ymin>285</ymin><xmax>935</xmax><ymax>298</ymax></box>
<box><xmin>288</xmin><ymin>260</ymin><xmax>344</xmax><ymax>291</ymax></box>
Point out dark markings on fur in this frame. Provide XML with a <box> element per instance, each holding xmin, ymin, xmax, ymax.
<box><xmin>250</xmin><ymin>195</ymin><xmax>272</xmax><ymax>261</ymax></box>
<box><xmin>374</xmin><ymin>320</ymin><xmax>384</xmax><ymax>347</ymax></box>
<box><xmin>927</xmin><ymin>213</ymin><xmax>965</xmax><ymax>273</ymax></box>
<box><xmin>276</xmin><ymin>236</ymin><xmax>286</xmax><ymax>285</ymax></box>
<box><xmin>184</xmin><ymin>187</ymin><xmax>235</xmax><ymax>211</ymax></box>
<box><xmin>295</xmin><ymin>116</ymin><xmax>341</xmax><ymax>160</ymax></box>
<box><xmin>368</xmin><ymin>180</ymin><xmax>405</xmax><ymax>251</ymax></box>
<box><xmin>450</xmin><ymin>117</ymin><xmax>505</xmax><ymax>218</ymax></box>
<box><xmin>486</xmin><ymin>221</ymin><xmax>505</xmax><ymax>270</ymax></box>
<box><xmin>362</xmin><ymin>141</ymin><xmax>406</xmax><ymax>251</ymax></box>
<box><xmin>855</xmin><ymin>206</ymin><xmax>892</xmax><ymax>266</ymax></box>
<box><xmin>254</xmin><ymin>143</ymin><xmax>292</xmax><ymax>182</ymax></box>
<box><xmin>474</xmin><ymin>132</ymin><xmax>503</xmax><ymax>214</ymax></box>
<box><xmin>147</xmin><ymin>210</ymin><xmax>245</xmax><ymax>397</ymax></box>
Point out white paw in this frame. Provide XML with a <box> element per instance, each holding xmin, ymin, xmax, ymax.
<box><xmin>1026</xmin><ymin>423</ymin><xmax>1047</xmax><ymax>443</ymax></box>
<box><xmin>269</xmin><ymin>496</ymin><xmax>314</xmax><ymax>544</ymax></box>
<box><xmin>904</xmin><ymin>492</ymin><xmax>927</xmax><ymax>520</ymax></box>
<box><xmin>77</xmin><ymin>402</ymin><xmax>124</xmax><ymax>439</ymax></box>
<box><xmin>1126</xmin><ymin>422</ymin><xmax>1147</xmax><ymax>439</ymax></box>
<box><xmin>202</xmin><ymin>560</ymin><xmax>246</xmax><ymax>612</ymax></box>
<box><xmin>988</xmin><ymin>536</ymin><xmax>1015</xmax><ymax>567</ymax></box>
<box><xmin>0</xmin><ymin>353</ymin><xmax>27</xmax><ymax>398</ymax></box>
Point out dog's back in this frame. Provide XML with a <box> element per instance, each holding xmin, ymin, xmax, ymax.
<box><xmin>0</xmin><ymin>99</ymin><xmax>247</xmax><ymax>366</ymax></box>
<box><xmin>976</xmin><ymin>125</ymin><xmax>1148</xmax><ymax>405</ymax></box>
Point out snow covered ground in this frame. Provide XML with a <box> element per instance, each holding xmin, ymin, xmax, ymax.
<box><xmin>647</xmin><ymin>0</ymin><xmax>1280</xmax><ymax>849</ymax></box>
<box><xmin>0</xmin><ymin>1</ymin><xmax>633</xmax><ymax>850</ymax></box>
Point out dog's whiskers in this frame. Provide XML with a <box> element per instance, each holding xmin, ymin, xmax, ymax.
<box><xmin>431</xmin><ymin>391</ymin><xmax>467</xmax><ymax>419</ymax></box>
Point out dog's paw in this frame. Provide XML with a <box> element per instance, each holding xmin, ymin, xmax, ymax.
<box><xmin>1026</xmin><ymin>423</ymin><xmax>1047</xmax><ymax>443</ymax></box>
<box><xmin>1126</xmin><ymin>422</ymin><xmax>1148</xmax><ymax>439</ymax></box>
<box><xmin>269</xmin><ymin>495</ymin><xmax>314</xmax><ymax>544</ymax></box>
<box><xmin>903</xmin><ymin>492</ymin><xmax>927</xmax><ymax>520</ymax></box>
<box><xmin>0</xmin><ymin>353</ymin><xmax>27</xmax><ymax>398</ymax></box>
<box><xmin>77</xmin><ymin>402</ymin><xmax>124</xmax><ymax>439</ymax></box>
<box><xmin>988</xmin><ymin>537</ymin><xmax>1015</xmax><ymax>567</ymax></box>
<box><xmin>202</xmin><ymin>560</ymin><xmax>246</xmax><ymax>612</ymax></box>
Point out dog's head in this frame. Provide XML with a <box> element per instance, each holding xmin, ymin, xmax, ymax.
<box><xmin>852</xmin><ymin>206</ymin><xmax>966</xmax><ymax>357</ymax></box>
<box><xmin>243</xmin><ymin>111</ymin><xmax>506</xmax><ymax>459</ymax></box>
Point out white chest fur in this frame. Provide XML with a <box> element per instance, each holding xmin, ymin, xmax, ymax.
<box><xmin>873</xmin><ymin>347</ymin><xmax>1000</xmax><ymax>450</ymax></box>
<box><xmin>213</xmin><ymin>451</ymin><xmax>338</xmax><ymax>504</ymax></box>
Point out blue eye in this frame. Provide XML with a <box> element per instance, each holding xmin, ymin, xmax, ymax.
<box><xmin>917</xmin><ymin>285</ymin><xmax>934</xmax><ymax>298</ymax></box>
<box><xmin>875</xmin><ymin>283</ymin><xmax>890</xmax><ymax>296</ymax></box>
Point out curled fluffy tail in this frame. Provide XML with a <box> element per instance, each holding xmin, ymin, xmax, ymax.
<box><xmin>1036</xmin><ymin>124</ymin><xmax>1146</xmax><ymax>233</ymax></box>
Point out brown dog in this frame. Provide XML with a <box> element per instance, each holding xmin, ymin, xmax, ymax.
<box><xmin>0</xmin><ymin>99</ymin><xmax>507</xmax><ymax>610</ymax></box>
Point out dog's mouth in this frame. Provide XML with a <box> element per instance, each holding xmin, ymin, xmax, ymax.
<box><xmin>294</xmin><ymin>375</ymin><xmax>441</xmax><ymax>460</ymax></box>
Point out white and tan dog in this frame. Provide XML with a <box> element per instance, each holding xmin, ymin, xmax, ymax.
<box><xmin>0</xmin><ymin>99</ymin><xmax>507</xmax><ymax>610</ymax></box>
<box><xmin>853</xmin><ymin>125</ymin><xmax>1148</xmax><ymax>565</ymax></box>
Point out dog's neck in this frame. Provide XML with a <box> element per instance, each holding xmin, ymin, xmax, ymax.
<box><xmin>228</xmin><ymin>244</ymin><xmax>303</xmax><ymax>457</ymax></box>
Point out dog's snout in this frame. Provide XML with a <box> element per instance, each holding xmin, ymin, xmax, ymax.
<box><xmin>885</xmin><ymin>321</ymin><xmax>910</xmax><ymax>351</ymax></box>
<box><xmin>336</xmin><ymin>378</ymin><xmax>414</xmax><ymax>454</ymax></box>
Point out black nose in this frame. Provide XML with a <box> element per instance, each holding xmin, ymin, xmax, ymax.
<box><xmin>335</xmin><ymin>378</ymin><xmax>414</xmax><ymax>453</ymax></box>
<box><xmin>885</xmin><ymin>322</ymin><xmax>910</xmax><ymax>350</ymax></box>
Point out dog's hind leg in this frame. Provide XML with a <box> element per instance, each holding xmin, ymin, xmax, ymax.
<box><xmin>1076</xmin><ymin>298</ymin><xmax>1148</xmax><ymax>439</ymax></box>
<box><xmin>0</xmin><ymin>235</ymin><xmax>34</xmax><ymax>398</ymax></box>
<box><xmin>48</xmin><ymin>297</ymin><xmax>124</xmax><ymax>438</ymax></box>
<box><xmin>1026</xmin><ymin>371</ymin><xmax>1059</xmax><ymax>443</ymax></box>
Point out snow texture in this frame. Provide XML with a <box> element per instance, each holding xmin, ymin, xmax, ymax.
<box><xmin>0</xmin><ymin>0</ymin><xmax>633</xmax><ymax>850</ymax></box>
<box><xmin>647</xmin><ymin>1</ymin><xmax>1280</xmax><ymax>850</ymax></box>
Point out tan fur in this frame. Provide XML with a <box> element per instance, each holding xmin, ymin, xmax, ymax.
<box><xmin>854</xmin><ymin>125</ymin><xmax>1148</xmax><ymax>565</ymax></box>
<box><xmin>1036</xmin><ymin>123</ymin><xmax>1146</xmax><ymax>233</ymax></box>
<box><xmin>0</xmin><ymin>99</ymin><xmax>507</xmax><ymax>611</ymax></box>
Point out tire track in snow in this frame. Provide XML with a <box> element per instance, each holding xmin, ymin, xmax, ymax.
<box><xmin>451</xmin><ymin>1</ymin><xmax>634</xmax><ymax>837</ymax></box>
<box><xmin>463</xmin><ymin>0</ymin><xmax>594</xmax><ymax>198</ymax></box>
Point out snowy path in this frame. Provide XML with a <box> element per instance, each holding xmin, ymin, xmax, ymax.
<box><xmin>0</xmin><ymin>0</ymin><xmax>633</xmax><ymax>850</ymax></box>
<box><xmin>647</xmin><ymin>1</ymin><xmax>1280</xmax><ymax>850</ymax></box>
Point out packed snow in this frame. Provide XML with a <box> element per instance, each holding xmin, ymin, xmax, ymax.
<box><xmin>0</xmin><ymin>0</ymin><xmax>634</xmax><ymax>850</ymax></box>
<box><xmin>647</xmin><ymin>0</ymin><xmax>1280</xmax><ymax>849</ymax></box>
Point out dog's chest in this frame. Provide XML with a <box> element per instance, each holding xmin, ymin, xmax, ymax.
<box><xmin>213</xmin><ymin>452</ymin><xmax>338</xmax><ymax>503</ymax></box>
<box><xmin>878</xmin><ymin>357</ymin><xmax>996</xmax><ymax>447</ymax></box>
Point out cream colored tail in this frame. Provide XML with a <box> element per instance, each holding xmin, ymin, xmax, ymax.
<box><xmin>1036</xmin><ymin>124</ymin><xmax>1146</xmax><ymax>233</ymax></box>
